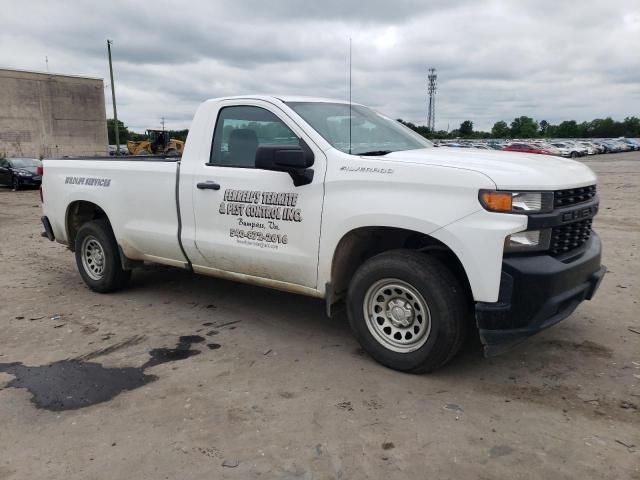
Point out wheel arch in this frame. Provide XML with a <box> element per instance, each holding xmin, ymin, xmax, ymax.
<box><xmin>65</xmin><ymin>200</ymin><xmax>111</xmax><ymax>252</ymax></box>
<box><xmin>327</xmin><ymin>226</ymin><xmax>472</xmax><ymax>315</ymax></box>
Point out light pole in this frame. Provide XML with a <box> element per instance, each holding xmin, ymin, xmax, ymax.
<box><xmin>107</xmin><ymin>40</ymin><xmax>120</xmax><ymax>156</ymax></box>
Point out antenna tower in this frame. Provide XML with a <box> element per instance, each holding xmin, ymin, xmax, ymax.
<box><xmin>427</xmin><ymin>68</ymin><xmax>437</xmax><ymax>132</ymax></box>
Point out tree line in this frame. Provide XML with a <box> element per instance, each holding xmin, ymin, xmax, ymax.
<box><xmin>108</xmin><ymin>114</ymin><xmax>640</xmax><ymax>146</ymax></box>
<box><xmin>398</xmin><ymin>116</ymin><xmax>640</xmax><ymax>139</ymax></box>
<box><xmin>107</xmin><ymin>119</ymin><xmax>188</xmax><ymax>144</ymax></box>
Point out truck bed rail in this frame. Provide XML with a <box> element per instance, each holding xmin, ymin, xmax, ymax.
<box><xmin>54</xmin><ymin>155</ymin><xmax>181</xmax><ymax>162</ymax></box>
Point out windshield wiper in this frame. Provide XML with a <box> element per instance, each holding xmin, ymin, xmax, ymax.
<box><xmin>358</xmin><ymin>150</ymin><xmax>393</xmax><ymax>156</ymax></box>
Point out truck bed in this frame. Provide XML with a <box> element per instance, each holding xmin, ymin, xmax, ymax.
<box><xmin>42</xmin><ymin>157</ymin><xmax>186</xmax><ymax>266</ymax></box>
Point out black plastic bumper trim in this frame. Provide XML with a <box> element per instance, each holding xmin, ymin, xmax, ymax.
<box><xmin>475</xmin><ymin>233</ymin><xmax>605</xmax><ymax>356</ymax></box>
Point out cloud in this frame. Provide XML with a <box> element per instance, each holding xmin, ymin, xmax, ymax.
<box><xmin>1</xmin><ymin>0</ymin><xmax>638</xmax><ymax>131</ymax></box>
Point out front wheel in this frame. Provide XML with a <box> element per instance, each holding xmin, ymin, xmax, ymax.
<box><xmin>74</xmin><ymin>219</ymin><xmax>131</xmax><ymax>293</ymax></box>
<box><xmin>12</xmin><ymin>176</ymin><xmax>20</xmax><ymax>191</ymax></box>
<box><xmin>347</xmin><ymin>250</ymin><xmax>468</xmax><ymax>373</ymax></box>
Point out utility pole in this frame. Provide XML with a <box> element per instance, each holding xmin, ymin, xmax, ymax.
<box><xmin>427</xmin><ymin>68</ymin><xmax>437</xmax><ymax>132</ymax></box>
<box><xmin>348</xmin><ymin>37</ymin><xmax>352</xmax><ymax>155</ymax></box>
<box><xmin>107</xmin><ymin>40</ymin><xmax>120</xmax><ymax>156</ymax></box>
<box><xmin>161</xmin><ymin>116</ymin><xmax>166</xmax><ymax>132</ymax></box>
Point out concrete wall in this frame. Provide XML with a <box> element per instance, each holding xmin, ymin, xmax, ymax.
<box><xmin>0</xmin><ymin>69</ymin><xmax>108</xmax><ymax>158</ymax></box>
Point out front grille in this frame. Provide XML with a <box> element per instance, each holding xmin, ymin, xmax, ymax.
<box><xmin>554</xmin><ymin>185</ymin><xmax>596</xmax><ymax>208</ymax></box>
<box><xmin>550</xmin><ymin>219</ymin><xmax>593</xmax><ymax>256</ymax></box>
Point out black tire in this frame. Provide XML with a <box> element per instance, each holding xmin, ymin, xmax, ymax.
<box><xmin>74</xmin><ymin>219</ymin><xmax>131</xmax><ymax>293</ymax></box>
<box><xmin>570</xmin><ymin>151</ymin><xmax>578</xmax><ymax>158</ymax></box>
<box><xmin>12</xmin><ymin>176</ymin><xmax>20</xmax><ymax>191</ymax></box>
<box><xmin>347</xmin><ymin>250</ymin><xmax>469</xmax><ymax>373</ymax></box>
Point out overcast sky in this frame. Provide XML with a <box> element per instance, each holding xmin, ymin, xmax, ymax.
<box><xmin>2</xmin><ymin>0</ymin><xmax>639</xmax><ymax>132</ymax></box>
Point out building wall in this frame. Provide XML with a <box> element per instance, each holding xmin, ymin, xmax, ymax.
<box><xmin>0</xmin><ymin>69</ymin><xmax>108</xmax><ymax>158</ymax></box>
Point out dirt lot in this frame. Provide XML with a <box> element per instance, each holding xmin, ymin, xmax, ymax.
<box><xmin>0</xmin><ymin>152</ymin><xmax>638</xmax><ymax>480</ymax></box>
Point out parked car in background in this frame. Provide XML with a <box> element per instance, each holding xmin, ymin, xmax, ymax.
<box><xmin>585</xmin><ymin>141</ymin><xmax>605</xmax><ymax>154</ymax></box>
<box><xmin>501</xmin><ymin>143</ymin><xmax>551</xmax><ymax>155</ymax></box>
<box><xmin>619</xmin><ymin>138</ymin><xmax>640</xmax><ymax>151</ymax></box>
<box><xmin>108</xmin><ymin>145</ymin><xmax>129</xmax><ymax>156</ymax></box>
<box><xmin>0</xmin><ymin>157</ymin><xmax>43</xmax><ymax>190</ymax></box>
<box><xmin>548</xmin><ymin>143</ymin><xmax>574</xmax><ymax>157</ymax></box>
<box><xmin>532</xmin><ymin>141</ymin><xmax>563</xmax><ymax>156</ymax></box>
<box><xmin>577</xmin><ymin>142</ymin><xmax>598</xmax><ymax>155</ymax></box>
<box><xmin>603</xmin><ymin>140</ymin><xmax>625</xmax><ymax>153</ymax></box>
<box><xmin>409</xmin><ymin>138</ymin><xmax>634</xmax><ymax>156</ymax></box>
<box><xmin>592</xmin><ymin>140</ymin><xmax>610</xmax><ymax>152</ymax></box>
<box><xmin>614</xmin><ymin>140</ymin><xmax>633</xmax><ymax>152</ymax></box>
<box><xmin>562</xmin><ymin>141</ymin><xmax>589</xmax><ymax>156</ymax></box>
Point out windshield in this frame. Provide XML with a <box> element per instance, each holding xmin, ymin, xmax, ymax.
<box><xmin>11</xmin><ymin>158</ymin><xmax>41</xmax><ymax>168</ymax></box>
<box><xmin>286</xmin><ymin>102</ymin><xmax>432</xmax><ymax>155</ymax></box>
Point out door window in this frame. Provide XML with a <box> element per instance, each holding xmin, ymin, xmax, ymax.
<box><xmin>209</xmin><ymin>106</ymin><xmax>299</xmax><ymax>168</ymax></box>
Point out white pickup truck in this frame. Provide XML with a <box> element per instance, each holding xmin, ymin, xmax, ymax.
<box><xmin>41</xmin><ymin>96</ymin><xmax>606</xmax><ymax>372</ymax></box>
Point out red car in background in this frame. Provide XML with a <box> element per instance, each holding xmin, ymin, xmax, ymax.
<box><xmin>501</xmin><ymin>143</ymin><xmax>551</xmax><ymax>155</ymax></box>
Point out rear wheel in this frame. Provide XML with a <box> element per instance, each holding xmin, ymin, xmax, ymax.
<box><xmin>347</xmin><ymin>250</ymin><xmax>468</xmax><ymax>373</ymax></box>
<box><xmin>74</xmin><ymin>219</ymin><xmax>131</xmax><ymax>293</ymax></box>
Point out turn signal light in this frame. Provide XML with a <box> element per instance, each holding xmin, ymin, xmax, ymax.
<box><xmin>479</xmin><ymin>191</ymin><xmax>512</xmax><ymax>212</ymax></box>
<box><xmin>479</xmin><ymin>190</ymin><xmax>554</xmax><ymax>213</ymax></box>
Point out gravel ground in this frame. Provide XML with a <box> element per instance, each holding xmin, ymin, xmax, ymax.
<box><xmin>0</xmin><ymin>152</ymin><xmax>638</xmax><ymax>479</ymax></box>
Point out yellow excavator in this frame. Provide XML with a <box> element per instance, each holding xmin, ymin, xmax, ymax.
<box><xmin>127</xmin><ymin>129</ymin><xmax>185</xmax><ymax>156</ymax></box>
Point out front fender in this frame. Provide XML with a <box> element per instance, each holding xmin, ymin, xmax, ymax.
<box><xmin>430</xmin><ymin>210</ymin><xmax>527</xmax><ymax>302</ymax></box>
<box><xmin>317</xmin><ymin>160</ymin><xmax>499</xmax><ymax>296</ymax></box>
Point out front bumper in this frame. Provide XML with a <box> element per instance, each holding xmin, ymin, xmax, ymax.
<box><xmin>476</xmin><ymin>233</ymin><xmax>605</xmax><ymax>356</ymax></box>
<box><xmin>16</xmin><ymin>176</ymin><xmax>42</xmax><ymax>186</ymax></box>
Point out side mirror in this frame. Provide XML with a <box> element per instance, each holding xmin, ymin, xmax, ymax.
<box><xmin>255</xmin><ymin>143</ymin><xmax>315</xmax><ymax>187</ymax></box>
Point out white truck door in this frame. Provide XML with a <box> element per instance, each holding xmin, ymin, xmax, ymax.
<box><xmin>191</xmin><ymin>100</ymin><xmax>326</xmax><ymax>289</ymax></box>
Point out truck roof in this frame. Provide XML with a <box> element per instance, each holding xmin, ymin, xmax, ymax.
<box><xmin>204</xmin><ymin>95</ymin><xmax>361</xmax><ymax>106</ymax></box>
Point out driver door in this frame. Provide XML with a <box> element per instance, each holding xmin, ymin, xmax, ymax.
<box><xmin>190</xmin><ymin>100</ymin><xmax>326</xmax><ymax>289</ymax></box>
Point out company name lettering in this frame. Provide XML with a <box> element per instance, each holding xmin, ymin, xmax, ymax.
<box><xmin>65</xmin><ymin>176</ymin><xmax>111</xmax><ymax>187</ymax></box>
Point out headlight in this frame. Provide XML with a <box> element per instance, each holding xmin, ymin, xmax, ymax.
<box><xmin>505</xmin><ymin>229</ymin><xmax>551</xmax><ymax>252</ymax></box>
<box><xmin>17</xmin><ymin>170</ymin><xmax>33</xmax><ymax>177</ymax></box>
<box><xmin>479</xmin><ymin>190</ymin><xmax>553</xmax><ymax>213</ymax></box>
